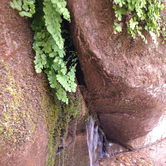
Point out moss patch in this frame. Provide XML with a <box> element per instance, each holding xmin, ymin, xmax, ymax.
<box><xmin>0</xmin><ymin>60</ymin><xmax>36</xmax><ymax>155</ymax></box>
<box><xmin>0</xmin><ymin>60</ymin><xmax>85</xmax><ymax>166</ymax></box>
<box><xmin>42</xmin><ymin>87</ymin><xmax>84</xmax><ymax>166</ymax></box>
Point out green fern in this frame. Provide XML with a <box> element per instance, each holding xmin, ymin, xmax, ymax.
<box><xmin>10</xmin><ymin>2</ymin><xmax>80</xmax><ymax>166</ymax></box>
<box><xmin>10</xmin><ymin>0</ymin><xmax>35</xmax><ymax>17</ymax></box>
<box><xmin>112</xmin><ymin>0</ymin><xmax>165</xmax><ymax>45</ymax></box>
<box><xmin>11</xmin><ymin>0</ymin><xmax>77</xmax><ymax>104</ymax></box>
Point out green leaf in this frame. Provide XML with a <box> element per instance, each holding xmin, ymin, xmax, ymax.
<box><xmin>112</xmin><ymin>0</ymin><xmax>164</xmax><ymax>46</ymax></box>
<box><xmin>56</xmin><ymin>87</ymin><xmax>68</xmax><ymax>104</ymax></box>
<box><xmin>11</xmin><ymin>0</ymin><xmax>77</xmax><ymax>104</ymax></box>
<box><xmin>10</xmin><ymin>0</ymin><xmax>36</xmax><ymax>17</ymax></box>
<box><xmin>129</xmin><ymin>18</ymin><xmax>138</xmax><ymax>30</ymax></box>
<box><xmin>43</xmin><ymin>36</ymin><xmax>53</xmax><ymax>53</ymax></box>
<box><xmin>61</xmin><ymin>68</ymin><xmax>67</xmax><ymax>75</ymax></box>
<box><xmin>22</xmin><ymin>2</ymin><xmax>29</xmax><ymax>11</ymax></box>
<box><xmin>114</xmin><ymin>21</ymin><xmax>122</xmax><ymax>33</ymax></box>
<box><xmin>43</xmin><ymin>0</ymin><xmax>64</xmax><ymax>49</ymax></box>
<box><xmin>160</xmin><ymin>4</ymin><xmax>164</xmax><ymax>10</ymax></box>
<box><xmin>113</xmin><ymin>5</ymin><xmax>126</xmax><ymax>21</ymax></box>
<box><xmin>10</xmin><ymin>2</ymin><xmax>15</xmax><ymax>9</ymax></box>
<box><xmin>49</xmin><ymin>52</ymin><xmax>55</xmax><ymax>57</ymax></box>
<box><xmin>10</xmin><ymin>0</ymin><xmax>22</xmax><ymax>11</ymax></box>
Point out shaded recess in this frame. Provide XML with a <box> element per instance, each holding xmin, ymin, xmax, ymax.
<box><xmin>76</xmin><ymin>61</ymin><xmax>86</xmax><ymax>86</ymax></box>
<box><xmin>63</xmin><ymin>19</ymin><xmax>86</xmax><ymax>87</ymax></box>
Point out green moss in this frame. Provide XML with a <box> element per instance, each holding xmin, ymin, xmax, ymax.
<box><xmin>0</xmin><ymin>59</ymin><xmax>85</xmax><ymax>166</ymax></box>
<box><xmin>42</xmin><ymin>94</ymin><xmax>60</xmax><ymax>166</ymax></box>
<box><xmin>0</xmin><ymin>60</ymin><xmax>36</xmax><ymax>153</ymax></box>
<box><xmin>40</xmin><ymin>87</ymin><xmax>83</xmax><ymax>166</ymax></box>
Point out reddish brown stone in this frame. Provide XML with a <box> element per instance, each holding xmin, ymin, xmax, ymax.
<box><xmin>67</xmin><ymin>0</ymin><xmax>166</xmax><ymax>149</ymax></box>
<box><xmin>0</xmin><ymin>1</ymin><xmax>50</xmax><ymax>165</ymax></box>
<box><xmin>94</xmin><ymin>138</ymin><xmax>166</xmax><ymax>166</ymax></box>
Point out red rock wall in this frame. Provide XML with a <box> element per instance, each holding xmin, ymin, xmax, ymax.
<box><xmin>0</xmin><ymin>1</ymin><xmax>51</xmax><ymax>165</ymax></box>
<box><xmin>67</xmin><ymin>0</ymin><xmax>166</xmax><ymax>149</ymax></box>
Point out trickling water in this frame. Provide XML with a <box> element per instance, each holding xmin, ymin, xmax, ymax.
<box><xmin>86</xmin><ymin>116</ymin><xmax>105</xmax><ymax>166</ymax></box>
<box><xmin>86</xmin><ymin>116</ymin><xmax>128</xmax><ymax>166</ymax></box>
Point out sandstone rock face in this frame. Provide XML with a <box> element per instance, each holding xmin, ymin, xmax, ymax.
<box><xmin>0</xmin><ymin>1</ymin><xmax>53</xmax><ymax>165</ymax></box>
<box><xmin>67</xmin><ymin>0</ymin><xmax>166</xmax><ymax>149</ymax></box>
<box><xmin>66</xmin><ymin>123</ymin><xmax>90</xmax><ymax>166</ymax></box>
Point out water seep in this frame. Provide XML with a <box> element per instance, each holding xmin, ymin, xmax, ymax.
<box><xmin>86</xmin><ymin>116</ymin><xmax>127</xmax><ymax>166</ymax></box>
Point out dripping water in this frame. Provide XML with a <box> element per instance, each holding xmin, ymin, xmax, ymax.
<box><xmin>86</xmin><ymin>116</ymin><xmax>128</xmax><ymax>166</ymax></box>
<box><xmin>86</xmin><ymin>116</ymin><xmax>106</xmax><ymax>166</ymax></box>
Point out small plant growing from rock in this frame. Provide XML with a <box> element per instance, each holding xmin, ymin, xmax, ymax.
<box><xmin>111</xmin><ymin>0</ymin><xmax>165</xmax><ymax>46</ymax></box>
<box><xmin>10</xmin><ymin>0</ymin><xmax>77</xmax><ymax>104</ymax></box>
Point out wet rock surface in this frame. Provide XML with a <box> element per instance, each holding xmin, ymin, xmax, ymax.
<box><xmin>67</xmin><ymin>0</ymin><xmax>166</xmax><ymax>149</ymax></box>
<box><xmin>105</xmin><ymin>141</ymin><xmax>128</xmax><ymax>157</ymax></box>
<box><xmin>55</xmin><ymin>121</ymin><xmax>90</xmax><ymax>166</ymax></box>
<box><xmin>58</xmin><ymin>123</ymin><xmax>166</xmax><ymax>166</ymax></box>
<box><xmin>96</xmin><ymin>152</ymin><xmax>154</xmax><ymax>166</ymax></box>
<box><xmin>95</xmin><ymin>138</ymin><xmax>166</xmax><ymax>166</ymax></box>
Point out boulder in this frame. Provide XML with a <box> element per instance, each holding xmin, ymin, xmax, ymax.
<box><xmin>67</xmin><ymin>0</ymin><xmax>166</xmax><ymax>149</ymax></box>
<box><xmin>0</xmin><ymin>1</ymin><xmax>54</xmax><ymax>165</ymax></box>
